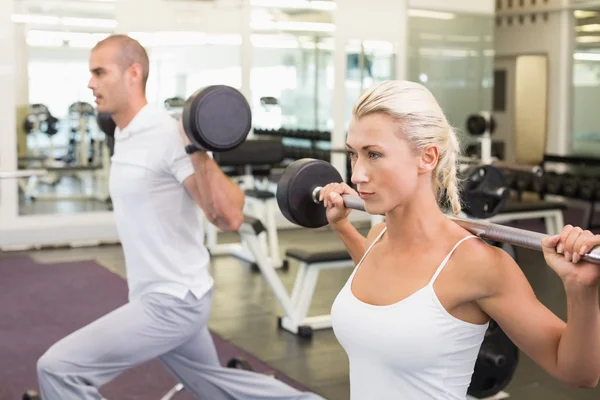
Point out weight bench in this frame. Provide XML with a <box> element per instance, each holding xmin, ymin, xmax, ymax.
<box><xmin>278</xmin><ymin>248</ymin><xmax>354</xmax><ymax>338</ymax></box>
<box><xmin>485</xmin><ymin>199</ymin><xmax>566</xmax><ymax>236</ymax></box>
<box><xmin>205</xmin><ymin>140</ymin><xmax>287</xmax><ymax>270</ymax></box>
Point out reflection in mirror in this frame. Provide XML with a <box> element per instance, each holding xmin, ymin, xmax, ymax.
<box><xmin>16</xmin><ymin>28</ymin><xmax>242</xmax><ymax>216</ymax></box>
<box><xmin>572</xmin><ymin>8</ymin><xmax>600</xmax><ymax>156</ymax></box>
<box><xmin>345</xmin><ymin>39</ymin><xmax>396</xmax><ymax>130</ymax></box>
<box><xmin>18</xmin><ymin>41</ymin><xmax>113</xmax><ymax>216</ymax></box>
<box><xmin>248</xmin><ymin>2</ymin><xmax>335</xmax><ymax>166</ymax></box>
<box><xmin>250</xmin><ymin>33</ymin><xmax>334</xmax><ymax>160</ymax></box>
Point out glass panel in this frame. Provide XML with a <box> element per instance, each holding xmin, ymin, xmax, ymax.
<box><xmin>251</xmin><ymin>34</ymin><xmax>317</xmax><ymax>131</ymax></box>
<box><xmin>407</xmin><ymin>12</ymin><xmax>495</xmax><ymax>148</ymax></box>
<box><xmin>19</xmin><ymin>45</ymin><xmax>111</xmax><ymax>216</ymax></box>
<box><xmin>345</xmin><ymin>39</ymin><xmax>396</xmax><ymax>130</ymax></box>
<box><xmin>18</xmin><ymin>31</ymin><xmax>242</xmax><ymax>216</ymax></box>
<box><xmin>572</xmin><ymin>7</ymin><xmax>600</xmax><ymax>156</ymax></box>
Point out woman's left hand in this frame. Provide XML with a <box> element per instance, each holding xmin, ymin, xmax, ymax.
<box><xmin>541</xmin><ymin>225</ymin><xmax>600</xmax><ymax>287</ymax></box>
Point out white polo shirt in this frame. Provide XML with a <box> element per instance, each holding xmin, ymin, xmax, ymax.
<box><xmin>109</xmin><ymin>103</ymin><xmax>213</xmax><ymax>302</ymax></box>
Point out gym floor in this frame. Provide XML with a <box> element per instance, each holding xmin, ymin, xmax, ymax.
<box><xmin>15</xmin><ymin>217</ymin><xmax>600</xmax><ymax>400</ymax></box>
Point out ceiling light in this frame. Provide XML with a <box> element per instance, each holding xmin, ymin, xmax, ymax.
<box><xmin>574</xmin><ymin>52</ymin><xmax>600</xmax><ymax>61</ymax></box>
<box><xmin>574</xmin><ymin>10</ymin><xmax>599</xmax><ymax>19</ymax></box>
<box><xmin>577</xmin><ymin>36</ymin><xmax>600</xmax><ymax>43</ymax></box>
<box><xmin>250</xmin><ymin>0</ymin><xmax>336</xmax><ymax>11</ymax></box>
<box><xmin>408</xmin><ymin>9</ymin><xmax>455</xmax><ymax>20</ymax></box>
<box><xmin>12</xmin><ymin>14</ymin><xmax>117</xmax><ymax>29</ymax></box>
<box><xmin>251</xmin><ymin>21</ymin><xmax>335</xmax><ymax>33</ymax></box>
<box><xmin>577</xmin><ymin>24</ymin><xmax>600</xmax><ymax>32</ymax></box>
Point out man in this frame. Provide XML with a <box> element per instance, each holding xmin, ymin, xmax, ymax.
<box><xmin>36</xmin><ymin>34</ymin><xmax>322</xmax><ymax>400</ymax></box>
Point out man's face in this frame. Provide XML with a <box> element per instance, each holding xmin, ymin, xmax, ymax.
<box><xmin>88</xmin><ymin>44</ymin><xmax>127</xmax><ymax>114</ymax></box>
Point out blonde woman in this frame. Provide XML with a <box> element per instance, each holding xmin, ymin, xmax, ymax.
<box><xmin>319</xmin><ymin>80</ymin><xmax>600</xmax><ymax>399</ymax></box>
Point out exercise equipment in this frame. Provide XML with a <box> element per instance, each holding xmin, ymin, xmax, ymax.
<box><xmin>97</xmin><ymin>112</ymin><xmax>116</xmax><ymax>138</ymax></box>
<box><xmin>460</xmin><ymin>165</ymin><xmax>510</xmax><ymax>219</ymax></box>
<box><xmin>466</xmin><ymin>112</ymin><xmax>496</xmax><ymax>164</ymax></box>
<box><xmin>164</xmin><ymin>96</ymin><xmax>186</xmax><ymax>110</ymax></box>
<box><xmin>468</xmin><ymin>320</ymin><xmax>519</xmax><ymax>398</ymax></box>
<box><xmin>207</xmin><ymin>139</ymin><xmax>288</xmax><ymax>270</ymax></box>
<box><xmin>276</xmin><ymin>158</ymin><xmax>600</xmax><ymax>264</ymax></box>
<box><xmin>98</xmin><ymin>85</ymin><xmax>251</xmax><ymax>153</ymax></box>
<box><xmin>66</xmin><ymin>101</ymin><xmax>97</xmax><ymax>167</ymax></box>
<box><xmin>183</xmin><ymin>85</ymin><xmax>251</xmax><ymax>152</ymax></box>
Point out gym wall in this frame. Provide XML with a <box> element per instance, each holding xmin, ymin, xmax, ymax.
<box><xmin>494</xmin><ymin>0</ymin><xmax>574</xmax><ymax>158</ymax></box>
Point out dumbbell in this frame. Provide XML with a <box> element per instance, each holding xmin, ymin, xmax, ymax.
<box><xmin>96</xmin><ymin>85</ymin><xmax>252</xmax><ymax>153</ymax></box>
<box><xmin>579</xmin><ymin>178</ymin><xmax>599</xmax><ymax>201</ymax></box>
<box><xmin>514</xmin><ymin>171</ymin><xmax>534</xmax><ymax>193</ymax></box>
<box><xmin>560</xmin><ymin>174</ymin><xmax>580</xmax><ymax>198</ymax></box>
<box><xmin>541</xmin><ymin>172</ymin><xmax>563</xmax><ymax>195</ymax></box>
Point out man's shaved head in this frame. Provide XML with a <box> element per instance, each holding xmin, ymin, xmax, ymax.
<box><xmin>93</xmin><ymin>34</ymin><xmax>149</xmax><ymax>89</ymax></box>
<box><xmin>88</xmin><ymin>34</ymin><xmax>150</xmax><ymax>119</ymax></box>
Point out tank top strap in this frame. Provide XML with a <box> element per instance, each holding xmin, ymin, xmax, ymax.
<box><xmin>355</xmin><ymin>226</ymin><xmax>387</xmax><ymax>269</ymax></box>
<box><xmin>427</xmin><ymin>235</ymin><xmax>479</xmax><ymax>286</ymax></box>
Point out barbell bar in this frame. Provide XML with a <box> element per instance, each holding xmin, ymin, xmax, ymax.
<box><xmin>276</xmin><ymin>158</ymin><xmax>600</xmax><ymax>264</ymax></box>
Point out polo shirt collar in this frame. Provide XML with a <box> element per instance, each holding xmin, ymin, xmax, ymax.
<box><xmin>114</xmin><ymin>103</ymin><xmax>159</xmax><ymax>139</ymax></box>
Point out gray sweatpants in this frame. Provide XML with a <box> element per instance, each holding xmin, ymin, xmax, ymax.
<box><xmin>36</xmin><ymin>289</ymin><xmax>324</xmax><ymax>400</ymax></box>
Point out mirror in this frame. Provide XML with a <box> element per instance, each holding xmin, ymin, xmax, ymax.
<box><xmin>572</xmin><ymin>8</ymin><xmax>600</xmax><ymax>156</ymax></box>
<box><xmin>17</xmin><ymin>42</ymin><xmax>112</xmax><ymax>216</ymax></box>
<box><xmin>16</xmin><ymin>28</ymin><xmax>242</xmax><ymax>216</ymax></box>
<box><xmin>407</xmin><ymin>11</ymin><xmax>495</xmax><ymax>155</ymax></box>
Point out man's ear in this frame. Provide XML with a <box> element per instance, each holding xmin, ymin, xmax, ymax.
<box><xmin>419</xmin><ymin>145</ymin><xmax>439</xmax><ymax>174</ymax></box>
<box><xmin>128</xmin><ymin>63</ymin><xmax>143</xmax><ymax>87</ymax></box>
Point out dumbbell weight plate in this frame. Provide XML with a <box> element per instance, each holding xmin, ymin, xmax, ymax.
<box><xmin>182</xmin><ymin>85</ymin><xmax>252</xmax><ymax>152</ymax></box>
<box><xmin>45</xmin><ymin>115</ymin><xmax>59</xmax><ymax>137</ymax></box>
<box><xmin>96</xmin><ymin>112</ymin><xmax>116</xmax><ymax>138</ymax></box>
<box><xmin>461</xmin><ymin>165</ymin><xmax>509</xmax><ymax>219</ymax></box>
<box><xmin>276</xmin><ymin>158</ymin><xmax>344</xmax><ymax>228</ymax></box>
<box><xmin>561</xmin><ymin>174</ymin><xmax>579</xmax><ymax>198</ymax></box>
<box><xmin>468</xmin><ymin>320</ymin><xmax>519</xmax><ymax>398</ymax></box>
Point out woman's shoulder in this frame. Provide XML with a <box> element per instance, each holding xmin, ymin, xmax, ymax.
<box><xmin>450</xmin><ymin>233</ymin><xmax>516</xmax><ymax>298</ymax></box>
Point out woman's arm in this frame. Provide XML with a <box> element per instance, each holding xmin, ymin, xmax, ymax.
<box><xmin>473</xmin><ymin>229</ymin><xmax>600</xmax><ymax>387</ymax></box>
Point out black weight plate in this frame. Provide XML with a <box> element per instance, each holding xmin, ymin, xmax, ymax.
<box><xmin>461</xmin><ymin>165</ymin><xmax>508</xmax><ymax>218</ymax></box>
<box><xmin>45</xmin><ymin>115</ymin><xmax>59</xmax><ymax>136</ymax></box>
<box><xmin>466</xmin><ymin>114</ymin><xmax>487</xmax><ymax>136</ymax></box>
<box><xmin>23</xmin><ymin>117</ymin><xmax>34</xmax><ymax>134</ymax></box>
<box><xmin>96</xmin><ymin>112</ymin><xmax>116</xmax><ymax>137</ymax></box>
<box><xmin>182</xmin><ymin>85</ymin><xmax>251</xmax><ymax>152</ymax></box>
<box><xmin>276</xmin><ymin>158</ymin><xmax>343</xmax><ymax>228</ymax></box>
<box><xmin>69</xmin><ymin>101</ymin><xmax>95</xmax><ymax>116</ymax></box>
<box><xmin>462</xmin><ymin>165</ymin><xmax>506</xmax><ymax>192</ymax></box>
<box><xmin>468</xmin><ymin>321</ymin><xmax>519</xmax><ymax>398</ymax></box>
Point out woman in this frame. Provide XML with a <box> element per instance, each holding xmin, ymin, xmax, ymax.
<box><xmin>319</xmin><ymin>80</ymin><xmax>600</xmax><ymax>399</ymax></box>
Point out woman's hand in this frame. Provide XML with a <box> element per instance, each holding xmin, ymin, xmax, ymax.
<box><xmin>541</xmin><ymin>225</ymin><xmax>600</xmax><ymax>287</ymax></box>
<box><xmin>318</xmin><ymin>182</ymin><xmax>358</xmax><ymax>226</ymax></box>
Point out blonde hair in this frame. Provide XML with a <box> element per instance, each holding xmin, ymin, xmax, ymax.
<box><xmin>352</xmin><ymin>80</ymin><xmax>462</xmax><ymax>215</ymax></box>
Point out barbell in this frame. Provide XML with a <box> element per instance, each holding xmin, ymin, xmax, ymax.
<box><xmin>96</xmin><ymin>85</ymin><xmax>252</xmax><ymax>153</ymax></box>
<box><xmin>275</xmin><ymin>158</ymin><xmax>600</xmax><ymax>264</ymax></box>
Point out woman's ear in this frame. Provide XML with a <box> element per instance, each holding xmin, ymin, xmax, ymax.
<box><xmin>419</xmin><ymin>145</ymin><xmax>439</xmax><ymax>173</ymax></box>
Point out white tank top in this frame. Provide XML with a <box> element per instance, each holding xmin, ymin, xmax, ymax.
<box><xmin>331</xmin><ymin>227</ymin><xmax>489</xmax><ymax>400</ymax></box>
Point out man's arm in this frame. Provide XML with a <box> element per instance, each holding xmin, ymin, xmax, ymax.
<box><xmin>183</xmin><ymin>152</ymin><xmax>244</xmax><ymax>232</ymax></box>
